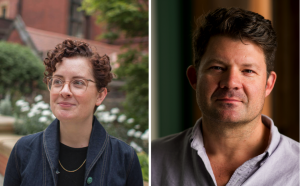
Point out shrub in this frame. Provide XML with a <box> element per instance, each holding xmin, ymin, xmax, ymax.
<box><xmin>0</xmin><ymin>42</ymin><xmax>45</xmax><ymax>100</ymax></box>
<box><xmin>114</xmin><ymin>49</ymin><xmax>148</xmax><ymax>132</ymax></box>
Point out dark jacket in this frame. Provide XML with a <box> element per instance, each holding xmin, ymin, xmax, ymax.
<box><xmin>4</xmin><ymin>116</ymin><xmax>143</xmax><ymax>186</ymax></box>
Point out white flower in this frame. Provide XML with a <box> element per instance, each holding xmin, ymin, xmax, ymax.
<box><xmin>130</xmin><ymin>142</ymin><xmax>142</xmax><ymax>152</ymax></box>
<box><xmin>16</xmin><ymin>100</ymin><xmax>29</xmax><ymax>107</ymax></box>
<box><xmin>108</xmin><ymin>115</ymin><xmax>117</xmax><ymax>122</ymax></box>
<box><xmin>35</xmin><ymin>101</ymin><xmax>49</xmax><ymax>110</ymax></box>
<box><xmin>117</xmin><ymin>114</ymin><xmax>127</xmax><ymax>123</ymax></box>
<box><xmin>141</xmin><ymin>129</ymin><xmax>149</xmax><ymax>140</ymax></box>
<box><xmin>98</xmin><ymin>111</ymin><xmax>110</xmax><ymax>123</ymax></box>
<box><xmin>127</xmin><ymin>118</ymin><xmax>134</xmax><ymax>124</ymax></box>
<box><xmin>134</xmin><ymin>124</ymin><xmax>140</xmax><ymax>129</ymax></box>
<box><xmin>27</xmin><ymin>112</ymin><xmax>35</xmax><ymax>118</ymax></box>
<box><xmin>127</xmin><ymin>129</ymin><xmax>136</xmax><ymax>137</ymax></box>
<box><xmin>134</xmin><ymin>131</ymin><xmax>142</xmax><ymax>138</ymax></box>
<box><xmin>30</xmin><ymin>107</ymin><xmax>41</xmax><ymax>115</ymax></box>
<box><xmin>34</xmin><ymin>95</ymin><xmax>43</xmax><ymax>102</ymax></box>
<box><xmin>20</xmin><ymin>106</ymin><xmax>30</xmax><ymax>112</ymax></box>
<box><xmin>39</xmin><ymin>116</ymin><xmax>47</xmax><ymax>123</ymax></box>
<box><xmin>42</xmin><ymin>110</ymin><xmax>52</xmax><ymax>116</ymax></box>
<box><xmin>41</xmin><ymin>103</ymin><xmax>49</xmax><ymax>109</ymax></box>
<box><xmin>97</xmin><ymin>104</ymin><xmax>105</xmax><ymax>111</ymax></box>
<box><xmin>110</xmin><ymin>108</ymin><xmax>120</xmax><ymax>114</ymax></box>
<box><xmin>15</xmin><ymin>100</ymin><xmax>24</xmax><ymax>106</ymax></box>
<box><xmin>136</xmin><ymin>146</ymin><xmax>142</xmax><ymax>152</ymax></box>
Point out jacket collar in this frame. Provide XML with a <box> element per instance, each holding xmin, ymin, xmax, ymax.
<box><xmin>43</xmin><ymin>116</ymin><xmax>109</xmax><ymax>183</ymax></box>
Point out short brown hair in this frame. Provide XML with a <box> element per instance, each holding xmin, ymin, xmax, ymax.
<box><xmin>192</xmin><ymin>7</ymin><xmax>277</xmax><ymax>76</ymax></box>
<box><xmin>43</xmin><ymin>39</ymin><xmax>113</xmax><ymax>112</ymax></box>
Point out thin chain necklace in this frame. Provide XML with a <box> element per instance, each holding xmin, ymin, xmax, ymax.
<box><xmin>59</xmin><ymin>159</ymin><xmax>86</xmax><ymax>173</ymax></box>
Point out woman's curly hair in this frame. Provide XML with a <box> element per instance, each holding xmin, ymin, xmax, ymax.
<box><xmin>43</xmin><ymin>39</ymin><xmax>113</xmax><ymax>92</ymax></box>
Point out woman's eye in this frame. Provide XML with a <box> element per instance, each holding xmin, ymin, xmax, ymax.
<box><xmin>73</xmin><ymin>80</ymin><xmax>86</xmax><ymax>86</ymax></box>
<box><xmin>53</xmin><ymin>79</ymin><xmax>63</xmax><ymax>85</ymax></box>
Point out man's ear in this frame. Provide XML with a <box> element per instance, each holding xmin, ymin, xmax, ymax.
<box><xmin>265</xmin><ymin>71</ymin><xmax>277</xmax><ymax>97</ymax></box>
<box><xmin>96</xmin><ymin>88</ymin><xmax>107</xmax><ymax>106</ymax></box>
<box><xmin>186</xmin><ymin>65</ymin><xmax>198</xmax><ymax>90</ymax></box>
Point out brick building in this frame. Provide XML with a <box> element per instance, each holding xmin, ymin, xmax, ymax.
<box><xmin>0</xmin><ymin>0</ymin><xmax>104</xmax><ymax>40</ymax></box>
<box><xmin>0</xmin><ymin>0</ymin><xmax>133</xmax><ymax>111</ymax></box>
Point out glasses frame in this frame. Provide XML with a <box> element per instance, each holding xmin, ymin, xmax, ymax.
<box><xmin>46</xmin><ymin>76</ymin><xmax>97</xmax><ymax>94</ymax></box>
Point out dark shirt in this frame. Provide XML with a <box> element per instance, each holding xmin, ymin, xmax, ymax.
<box><xmin>57</xmin><ymin>143</ymin><xmax>88</xmax><ymax>186</ymax></box>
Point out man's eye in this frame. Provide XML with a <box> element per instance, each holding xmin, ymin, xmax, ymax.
<box><xmin>210</xmin><ymin>66</ymin><xmax>223</xmax><ymax>70</ymax></box>
<box><xmin>244</xmin><ymin>69</ymin><xmax>254</xmax><ymax>73</ymax></box>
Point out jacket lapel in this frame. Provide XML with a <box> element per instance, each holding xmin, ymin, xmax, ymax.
<box><xmin>43</xmin><ymin>119</ymin><xmax>60</xmax><ymax>185</ymax></box>
<box><xmin>85</xmin><ymin>116</ymin><xmax>109</xmax><ymax>180</ymax></box>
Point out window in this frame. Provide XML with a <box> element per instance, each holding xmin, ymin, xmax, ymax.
<box><xmin>2</xmin><ymin>6</ymin><xmax>6</xmax><ymax>18</ymax></box>
<box><xmin>68</xmin><ymin>0</ymin><xmax>90</xmax><ymax>38</ymax></box>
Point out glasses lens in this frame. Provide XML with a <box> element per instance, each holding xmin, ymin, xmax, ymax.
<box><xmin>70</xmin><ymin>79</ymin><xmax>88</xmax><ymax>94</ymax></box>
<box><xmin>48</xmin><ymin>78</ymin><xmax>63</xmax><ymax>92</ymax></box>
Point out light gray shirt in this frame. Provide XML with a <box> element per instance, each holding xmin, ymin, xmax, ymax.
<box><xmin>151</xmin><ymin>115</ymin><xmax>299</xmax><ymax>186</ymax></box>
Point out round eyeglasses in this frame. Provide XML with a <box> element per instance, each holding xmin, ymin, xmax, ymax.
<box><xmin>47</xmin><ymin>77</ymin><xmax>96</xmax><ymax>95</ymax></box>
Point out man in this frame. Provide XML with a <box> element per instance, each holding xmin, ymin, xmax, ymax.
<box><xmin>152</xmin><ymin>7</ymin><xmax>299</xmax><ymax>186</ymax></box>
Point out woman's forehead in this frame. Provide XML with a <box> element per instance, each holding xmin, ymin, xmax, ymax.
<box><xmin>54</xmin><ymin>57</ymin><xmax>93</xmax><ymax>78</ymax></box>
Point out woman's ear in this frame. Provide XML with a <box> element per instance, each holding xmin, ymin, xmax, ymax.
<box><xmin>96</xmin><ymin>88</ymin><xmax>107</xmax><ymax>106</ymax></box>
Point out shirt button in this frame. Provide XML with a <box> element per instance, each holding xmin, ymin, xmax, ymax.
<box><xmin>87</xmin><ymin>177</ymin><xmax>93</xmax><ymax>184</ymax></box>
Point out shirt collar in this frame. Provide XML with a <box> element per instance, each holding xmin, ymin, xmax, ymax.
<box><xmin>190</xmin><ymin>114</ymin><xmax>281</xmax><ymax>156</ymax></box>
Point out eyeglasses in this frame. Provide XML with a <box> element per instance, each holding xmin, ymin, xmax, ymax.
<box><xmin>47</xmin><ymin>77</ymin><xmax>96</xmax><ymax>95</ymax></box>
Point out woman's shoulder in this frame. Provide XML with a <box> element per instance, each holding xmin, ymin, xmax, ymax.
<box><xmin>108</xmin><ymin>135</ymin><xmax>135</xmax><ymax>154</ymax></box>
<box><xmin>14</xmin><ymin>131</ymin><xmax>44</xmax><ymax>151</ymax></box>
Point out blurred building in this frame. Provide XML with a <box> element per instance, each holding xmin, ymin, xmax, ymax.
<box><xmin>0</xmin><ymin>0</ymin><xmax>135</xmax><ymax>110</ymax></box>
<box><xmin>151</xmin><ymin>0</ymin><xmax>299</xmax><ymax>142</ymax></box>
<box><xmin>0</xmin><ymin>0</ymin><xmax>121</xmax><ymax>60</ymax></box>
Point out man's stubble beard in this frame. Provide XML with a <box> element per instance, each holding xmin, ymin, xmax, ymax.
<box><xmin>196</xmin><ymin>87</ymin><xmax>265</xmax><ymax>135</ymax></box>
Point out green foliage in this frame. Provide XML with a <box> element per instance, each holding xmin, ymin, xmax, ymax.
<box><xmin>0</xmin><ymin>42</ymin><xmax>46</xmax><ymax>98</ymax></box>
<box><xmin>0</xmin><ymin>96</ymin><xmax>12</xmax><ymax>116</ymax></box>
<box><xmin>114</xmin><ymin>49</ymin><xmax>148</xmax><ymax>131</ymax></box>
<box><xmin>81</xmin><ymin>0</ymin><xmax>148</xmax><ymax>40</ymax></box>
<box><xmin>14</xmin><ymin>114</ymin><xmax>50</xmax><ymax>135</ymax></box>
<box><xmin>137</xmin><ymin>152</ymin><xmax>148</xmax><ymax>182</ymax></box>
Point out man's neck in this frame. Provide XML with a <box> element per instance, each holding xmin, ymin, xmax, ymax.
<box><xmin>201</xmin><ymin>115</ymin><xmax>270</xmax><ymax>186</ymax></box>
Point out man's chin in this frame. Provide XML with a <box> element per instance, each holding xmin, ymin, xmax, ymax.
<box><xmin>206</xmin><ymin>111</ymin><xmax>250</xmax><ymax>124</ymax></box>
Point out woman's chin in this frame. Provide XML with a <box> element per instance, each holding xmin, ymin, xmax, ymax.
<box><xmin>55</xmin><ymin>111</ymin><xmax>77</xmax><ymax>121</ymax></box>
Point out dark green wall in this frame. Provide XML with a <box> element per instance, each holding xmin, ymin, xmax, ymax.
<box><xmin>155</xmin><ymin>0</ymin><xmax>193</xmax><ymax>137</ymax></box>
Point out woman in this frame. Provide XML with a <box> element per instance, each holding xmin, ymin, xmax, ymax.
<box><xmin>4</xmin><ymin>39</ymin><xmax>143</xmax><ymax>186</ymax></box>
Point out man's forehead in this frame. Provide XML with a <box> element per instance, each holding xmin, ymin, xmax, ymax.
<box><xmin>199</xmin><ymin>35</ymin><xmax>266</xmax><ymax>68</ymax></box>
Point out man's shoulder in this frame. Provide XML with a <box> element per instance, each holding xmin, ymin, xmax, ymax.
<box><xmin>152</xmin><ymin>127</ymin><xmax>193</xmax><ymax>155</ymax></box>
<box><xmin>278</xmin><ymin>134</ymin><xmax>299</xmax><ymax>155</ymax></box>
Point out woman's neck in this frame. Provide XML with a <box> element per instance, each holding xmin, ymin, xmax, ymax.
<box><xmin>59</xmin><ymin>115</ymin><xmax>93</xmax><ymax>148</ymax></box>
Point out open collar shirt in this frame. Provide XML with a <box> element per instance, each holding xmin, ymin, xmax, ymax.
<box><xmin>151</xmin><ymin>115</ymin><xmax>299</xmax><ymax>186</ymax></box>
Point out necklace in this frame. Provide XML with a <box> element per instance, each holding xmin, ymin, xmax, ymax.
<box><xmin>59</xmin><ymin>159</ymin><xmax>86</xmax><ymax>173</ymax></box>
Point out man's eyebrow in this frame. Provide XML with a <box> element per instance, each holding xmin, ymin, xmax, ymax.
<box><xmin>241</xmin><ymin>63</ymin><xmax>258</xmax><ymax>68</ymax></box>
<box><xmin>204</xmin><ymin>59</ymin><xmax>227</xmax><ymax>66</ymax></box>
<box><xmin>204</xmin><ymin>59</ymin><xmax>260</xmax><ymax>69</ymax></box>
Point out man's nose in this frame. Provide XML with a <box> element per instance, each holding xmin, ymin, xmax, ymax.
<box><xmin>60</xmin><ymin>83</ymin><xmax>72</xmax><ymax>97</ymax></box>
<box><xmin>219</xmin><ymin>69</ymin><xmax>242</xmax><ymax>89</ymax></box>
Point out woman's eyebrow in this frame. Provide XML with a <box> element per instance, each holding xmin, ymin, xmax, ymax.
<box><xmin>53</xmin><ymin>75</ymin><xmax>86</xmax><ymax>79</ymax></box>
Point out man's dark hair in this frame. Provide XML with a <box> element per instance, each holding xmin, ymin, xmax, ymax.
<box><xmin>192</xmin><ymin>7</ymin><xmax>277</xmax><ymax>76</ymax></box>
